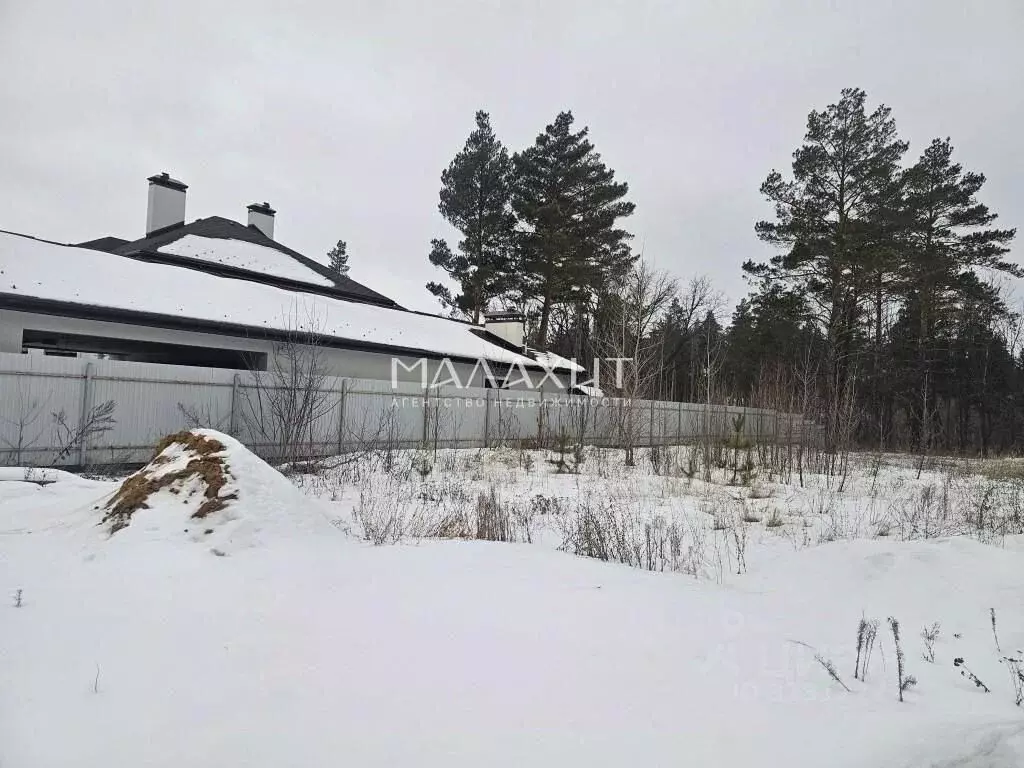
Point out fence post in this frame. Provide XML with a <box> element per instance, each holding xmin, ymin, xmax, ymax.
<box><xmin>229</xmin><ymin>372</ymin><xmax>241</xmax><ymax>435</ymax></box>
<box><xmin>649</xmin><ymin>398</ymin><xmax>655</xmax><ymax>447</ymax></box>
<box><xmin>336</xmin><ymin>379</ymin><xmax>348</xmax><ymax>454</ymax></box>
<box><xmin>77</xmin><ymin>361</ymin><xmax>95</xmax><ymax>467</ymax></box>
<box><xmin>483</xmin><ymin>387</ymin><xmax>492</xmax><ymax>448</ymax></box>
<box><xmin>537</xmin><ymin>391</ymin><xmax>545</xmax><ymax>446</ymax></box>
<box><xmin>422</xmin><ymin>385</ymin><xmax>429</xmax><ymax>445</ymax></box>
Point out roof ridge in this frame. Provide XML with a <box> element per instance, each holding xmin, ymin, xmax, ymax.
<box><xmin>108</xmin><ymin>216</ymin><xmax>398</xmax><ymax>308</ymax></box>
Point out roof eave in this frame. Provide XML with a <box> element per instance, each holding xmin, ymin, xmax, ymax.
<box><xmin>0</xmin><ymin>293</ymin><xmax>572</xmax><ymax>373</ymax></box>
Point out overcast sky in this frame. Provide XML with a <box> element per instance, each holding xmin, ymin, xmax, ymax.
<box><xmin>1</xmin><ymin>0</ymin><xmax>1021</xmax><ymax>315</ymax></box>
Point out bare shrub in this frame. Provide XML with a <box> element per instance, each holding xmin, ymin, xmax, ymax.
<box><xmin>732</xmin><ymin>520</ymin><xmax>748</xmax><ymax>575</ymax></box>
<box><xmin>921</xmin><ymin>622</ymin><xmax>940</xmax><ymax>663</ymax></box>
<box><xmin>355</xmin><ymin>476</ymin><xmax>417</xmax><ymax>544</ymax></box>
<box><xmin>649</xmin><ymin>444</ymin><xmax>663</xmax><ymax>475</ymax></box>
<box><xmin>740</xmin><ymin>502</ymin><xmax>762</xmax><ymax>523</ymax></box>
<box><xmin>892</xmin><ymin>482</ymin><xmax>956</xmax><ymax>539</ymax></box>
<box><xmin>954</xmin><ymin>657</ymin><xmax>991</xmax><ymax>693</ymax></box>
<box><xmin>558</xmin><ymin>499</ymin><xmax>687</xmax><ymax>573</ymax></box>
<box><xmin>412</xmin><ymin>451</ymin><xmax>433</xmax><ymax>479</ymax></box>
<box><xmin>814</xmin><ymin>653</ymin><xmax>851</xmax><ymax>692</ymax></box>
<box><xmin>1002</xmin><ymin>656</ymin><xmax>1024</xmax><ymax>706</ymax></box>
<box><xmin>748</xmin><ymin>481</ymin><xmax>772</xmax><ymax>499</ymax></box>
<box><xmin>476</xmin><ymin>486</ymin><xmax>514</xmax><ymax>542</ymax></box>
<box><xmin>1</xmin><ymin>391</ymin><xmax>47</xmax><ymax>465</ymax></box>
<box><xmin>177</xmin><ymin>401</ymin><xmax>230</xmax><ymax>432</ymax></box>
<box><xmin>854</xmin><ymin>617</ymin><xmax>879</xmax><ymax>681</ymax></box>
<box><xmin>51</xmin><ymin>400</ymin><xmax>116</xmax><ymax>466</ymax></box>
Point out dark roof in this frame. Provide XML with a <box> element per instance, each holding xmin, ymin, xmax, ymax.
<box><xmin>76</xmin><ymin>236</ymin><xmax>130</xmax><ymax>253</ymax></box>
<box><xmin>111</xmin><ymin>216</ymin><xmax>398</xmax><ymax>308</ymax></box>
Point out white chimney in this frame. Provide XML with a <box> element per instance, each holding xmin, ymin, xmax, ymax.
<box><xmin>145</xmin><ymin>172</ymin><xmax>187</xmax><ymax>235</ymax></box>
<box><xmin>484</xmin><ymin>312</ymin><xmax>526</xmax><ymax>349</ymax></box>
<box><xmin>247</xmin><ymin>202</ymin><xmax>276</xmax><ymax>239</ymax></box>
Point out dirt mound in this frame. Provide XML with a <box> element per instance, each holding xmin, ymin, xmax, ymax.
<box><xmin>103</xmin><ymin>430</ymin><xmax>238</xmax><ymax>533</ymax></box>
<box><xmin>98</xmin><ymin>429</ymin><xmax>337</xmax><ymax>550</ymax></box>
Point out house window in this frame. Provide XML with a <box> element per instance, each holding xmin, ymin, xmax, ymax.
<box><xmin>21</xmin><ymin>330</ymin><xmax>266</xmax><ymax>371</ymax></box>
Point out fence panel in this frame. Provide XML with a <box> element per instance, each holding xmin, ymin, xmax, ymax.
<box><xmin>0</xmin><ymin>352</ymin><xmax>815</xmax><ymax>467</ymax></box>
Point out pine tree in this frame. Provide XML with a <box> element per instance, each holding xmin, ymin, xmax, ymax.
<box><xmin>900</xmin><ymin>138</ymin><xmax>1018</xmax><ymax>332</ymax></box>
<box><xmin>896</xmin><ymin>138</ymin><xmax>1017</xmax><ymax>455</ymax></box>
<box><xmin>748</xmin><ymin>88</ymin><xmax>907</xmax><ymax>447</ymax></box>
<box><xmin>722</xmin><ymin>286</ymin><xmax>817</xmax><ymax>400</ymax></box>
<box><xmin>327</xmin><ymin>240</ymin><xmax>350</xmax><ymax>277</ymax></box>
<box><xmin>512</xmin><ymin>111</ymin><xmax>636</xmax><ymax>347</ymax></box>
<box><xmin>426</xmin><ymin>110</ymin><xmax>517</xmax><ymax>323</ymax></box>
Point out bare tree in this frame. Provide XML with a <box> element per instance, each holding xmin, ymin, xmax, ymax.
<box><xmin>241</xmin><ymin>306</ymin><xmax>337</xmax><ymax>465</ymax></box>
<box><xmin>591</xmin><ymin>260</ymin><xmax>678</xmax><ymax>466</ymax></box>
<box><xmin>0</xmin><ymin>390</ymin><xmax>47</xmax><ymax>465</ymax></box>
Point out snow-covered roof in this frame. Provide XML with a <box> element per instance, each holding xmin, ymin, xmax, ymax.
<box><xmin>0</xmin><ymin>231</ymin><xmax>570</xmax><ymax>369</ymax></box>
<box><xmin>158</xmin><ymin>235</ymin><xmax>336</xmax><ymax>288</ymax></box>
<box><xmin>530</xmin><ymin>349</ymin><xmax>581</xmax><ymax>372</ymax></box>
<box><xmin>95</xmin><ymin>216</ymin><xmax>396</xmax><ymax>306</ymax></box>
<box><xmin>571</xmin><ymin>383</ymin><xmax>604</xmax><ymax>398</ymax></box>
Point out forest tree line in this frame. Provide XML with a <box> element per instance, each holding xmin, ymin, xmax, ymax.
<box><xmin>425</xmin><ymin>90</ymin><xmax>1019</xmax><ymax>457</ymax></box>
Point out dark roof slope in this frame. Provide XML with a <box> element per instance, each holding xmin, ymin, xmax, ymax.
<box><xmin>75</xmin><ymin>236</ymin><xmax>130</xmax><ymax>252</ymax></box>
<box><xmin>111</xmin><ymin>217</ymin><xmax>397</xmax><ymax>307</ymax></box>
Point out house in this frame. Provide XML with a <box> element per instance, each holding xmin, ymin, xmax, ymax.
<box><xmin>0</xmin><ymin>173</ymin><xmax>580</xmax><ymax>391</ymax></box>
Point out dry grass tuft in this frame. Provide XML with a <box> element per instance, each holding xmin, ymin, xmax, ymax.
<box><xmin>976</xmin><ymin>459</ymin><xmax>1024</xmax><ymax>482</ymax></box>
<box><xmin>102</xmin><ymin>431</ymin><xmax>236</xmax><ymax>533</ymax></box>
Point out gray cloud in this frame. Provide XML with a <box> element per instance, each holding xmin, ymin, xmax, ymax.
<box><xmin>2</xmin><ymin>0</ymin><xmax>1021</xmax><ymax>313</ymax></box>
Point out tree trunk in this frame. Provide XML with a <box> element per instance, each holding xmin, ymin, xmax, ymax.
<box><xmin>536</xmin><ymin>293</ymin><xmax>552</xmax><ymax>348</ymax></box>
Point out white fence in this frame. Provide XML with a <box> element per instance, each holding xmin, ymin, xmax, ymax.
<box><xmin>0</xmin><ymin>352</ymin><xmax>816</xmax><ymax>467</ymax></box>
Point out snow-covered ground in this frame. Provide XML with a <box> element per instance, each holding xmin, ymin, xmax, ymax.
<box><xmin>3</xmin><ymin>436</ymin><xmax>1024</xmax><ymax>766</ymax></box>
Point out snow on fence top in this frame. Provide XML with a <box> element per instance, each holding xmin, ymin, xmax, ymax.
<box><xmin>0</xmin><ymin>231</ymin><xmax>552</xmax><ymax>368</ymax></box>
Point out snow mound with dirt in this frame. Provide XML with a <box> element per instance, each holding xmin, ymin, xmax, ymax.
<box><xmin>101</xmin><ymin>429</ymin><xmax>335</xmax><ymax>551</ymax></box>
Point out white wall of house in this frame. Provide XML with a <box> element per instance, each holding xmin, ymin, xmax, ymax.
<box><xmin>0</xmin><ymin>308</ymin><xmax>561</xmax><ymax>390</ymax></box>
<box><xmin>0</xmin><ymin>312</ymin><xmax>21</xmax><ymax>354</ymax></box>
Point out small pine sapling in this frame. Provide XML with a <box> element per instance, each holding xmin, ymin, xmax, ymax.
<box><xmin>953</xmin><ymin>657</ymin><xmax>990</xmax><ymax>693</ymax></box>
<box><xmin>921</xmin><ymin>622</ymin><xmax>940</xmax><ymax>663</ymax></box>
<box><xmin>889</xmin><ymin>617</ymin><xmax>916</xmax><ymax>702</ymax></box>
<box><xmin>14</xmin><ymin>588</ymin><xmax>23</xmax><ymax>608</ymax></box>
